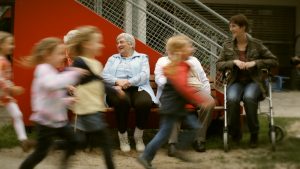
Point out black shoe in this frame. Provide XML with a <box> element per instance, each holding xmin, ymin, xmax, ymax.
<box><xmin>193</xmin><ymin>141</ymin><xmax>206</xmax><ymax>152</ymax></box>
<box><xmin>167</xmin><ymin>143</ymin><xmax>176</xmax><ymax>157</ymax></box>
<box><xmin>137</xmin><ymin>155</ymin><xmax>155</xmax><ymax>169</ymax></box>
<box><xmin>231</xmin><ymin>132</ymin><xmax>242</xmax><ymax>144</ymax></box>
<box><xmin>249</xmin><ymin>134</ymin><xmax>258</xmax><ymax>148</ymax></box>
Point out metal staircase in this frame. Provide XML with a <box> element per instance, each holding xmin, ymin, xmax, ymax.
<box><xmin>76</xmin><ymin>0</ymin><xmax>229</xmax><ymax>89</ymax></box>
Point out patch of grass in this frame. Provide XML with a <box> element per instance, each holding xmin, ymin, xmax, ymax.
<box><xmin>0</xmin><ymin>124</ymin><xmax>36</xmax><ymax>149</ymax></box>
<box><xmin>246</xmin><ymin>136</ymin><xmax>300</xmax><ymax>169</ymax></box>
<box><xmin>202</xmin><ymin>116</ymin><xmax>300</xmax><ymax>168</ymax></box>
<box><xmin>246</xmin><ymin>117</ymin><xmax>300</xmax><ymax>168</ymax></box>
<box><xmin>276</xmin><ymin>137</ymin><xmax>300</xmax><ymax>162</ymax></box>
<box><xmin>0</xmin><ymin>124</ymin><xmax>19</xmax><ymax>148</ymax></box>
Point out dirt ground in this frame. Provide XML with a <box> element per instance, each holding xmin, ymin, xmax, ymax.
<box><xmin>0</xmin><ymin>120</ymin><xmax>300</xmax><ymax>169</ymax></box>
<box><xmin>0</xmin><ymin>147</ymin><xmax>258</xmax><ymax>169</ymax></box>
<box><xmin>0</xmin><ymin>91</ymin><xmax>300</xmax><ymax>169</ymax></box>
<box><xmin>0</xmin><ymin>124</ymin><xmax>298</xmax><ymax>169</ymax></box>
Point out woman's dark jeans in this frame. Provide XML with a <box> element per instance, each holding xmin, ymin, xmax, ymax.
<box><xmin>226</xmin><ymin>81</ymin><xmax>262</xmax><ymax>136</ymax></box>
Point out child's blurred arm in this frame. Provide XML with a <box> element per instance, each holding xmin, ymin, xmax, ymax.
<box><xmin>164</xmin><ymin>62</ymin><xmax>212</xmax><ymax>107</ymax></box>
<box><xmin>62</xmin><ymin>96</ymin><xmax>77</xmax><ymax>106</ymax></box>
<box><xmin>9</xmin><ymin>85</ymin><xmax>25</xmax><ymax>96</ymax></box>
<box><xmin>66</xmin><ymin>85</ymin><xmax>76</xmax><ymax>96</ymax></box>
<box><xmin>38</xmin><ymin>65</ymin><xmax>84</xmax><ymax>90</ymax></box>
<box><xmin>0</xmin><ymin>77</ymin><xmax>24</xmax><ymax>96</ymax></box>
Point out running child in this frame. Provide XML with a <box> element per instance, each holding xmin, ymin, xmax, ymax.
<box><xmin>137</xmin><ymin>35</ymin><xmax>215</xmax><ymax>169</ymax></box>
<box><xmin>19</xmin><ymin>37</ymin><xmax>86</xmax><ymax>169</ymax></box>
<box><xmin>0</xmin><ymin>31</ymin><xmax>35</xmax><ymax>152</ymax></box>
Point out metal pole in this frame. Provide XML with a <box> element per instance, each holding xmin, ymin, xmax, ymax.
<box><xmin>192</xmin><ymin>0</ymin><xmax>229</xmax><ymax>24</ymax></box>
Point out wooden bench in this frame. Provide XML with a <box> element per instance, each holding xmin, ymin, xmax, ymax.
<box><xmin>104</xmin><ymin>75</ymin><xmax>224</xmax><ymax>129</ymax></box>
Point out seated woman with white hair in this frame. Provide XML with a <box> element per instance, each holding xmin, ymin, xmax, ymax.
<box><xmin>102</xmin><ymin>33</ymin><xmax>157</xmax><ymax>152</ymax></box>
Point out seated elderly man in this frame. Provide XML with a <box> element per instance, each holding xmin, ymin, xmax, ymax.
<box><xmin>102</xmin><ymin>33</ymin><xmax>157</xmax><ymax>152</ymax></box>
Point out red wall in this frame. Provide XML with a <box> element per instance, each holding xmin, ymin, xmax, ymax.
<box><xmin>13</xmin><ymin>0</ymin><xmax>161</xmax><ymax>125</ymax></box>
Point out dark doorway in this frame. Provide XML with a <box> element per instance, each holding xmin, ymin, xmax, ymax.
<box><xmin>0</xmin><ymin>0</ymin><xmax>14</xmax><ymax>62</ymax></box>
<box><xmin>0</xmin><ymin>0</ymin><xmax>14</xmax><ymax>33</ymax></box>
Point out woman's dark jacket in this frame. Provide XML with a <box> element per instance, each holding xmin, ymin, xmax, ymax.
<box><xmin>216</xmin><ymin>34</ymin><xmax>279</xmax><ymax>98</ymax></box>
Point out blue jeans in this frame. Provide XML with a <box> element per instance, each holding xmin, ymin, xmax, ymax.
<box><xmin>141</xmin><ymin>113</ymin><xmax>200</xmax><ymax>162</ymax></box>
<box><xmin>227</xmin><ymin>81</ymin><xmax>262</xmax><ymax>135</ymax></box>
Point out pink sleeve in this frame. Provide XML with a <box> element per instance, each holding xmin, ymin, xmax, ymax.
<box><xmin>37</xmin><ymin>64</ymin><xmax>80</xmax><ymax>90</ymax></box>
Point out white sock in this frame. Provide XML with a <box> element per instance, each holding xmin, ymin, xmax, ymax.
<box><xmin>6</xmin><ymin>102</ymin><xmax>27</xmax><ymax>141</ymax></box>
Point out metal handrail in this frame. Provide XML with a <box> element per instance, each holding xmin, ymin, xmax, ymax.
<box><xmin>126</xmin><ymin>0</ymin><xmax>220</xmax><ymax>59</ymax></box>
<box><xmin>0</xmin><ymin>6</ymin><xmax>10</xmax><ymax>18</ymax></box>
<box><xmin>144</xmin><ymin>0</ymin><xmax>222</xmax><ymax>49</ymax></box>
<box><xmin>171</xmin><ymin>0</ymin><xmax>228</xmax><ymax>39</ymax></box>
<box><xmin>192</xmin><ymin>0</ymin><xmax>229</xmax><ymax>24</ymax></box>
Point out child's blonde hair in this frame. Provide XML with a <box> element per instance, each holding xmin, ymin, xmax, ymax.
<box><xmin>163</xmin><ymin>35</ymin><xmax>192</xmax><ymax>75</ymax></box>
<box><xmin>21</xmin><ymin>37</ymin><xmax>62</xmax><ymax>67</ymax></box>
<box><xmin>0</xmin><ymin>31</ymin><xmax>13</xmax><ymax>52</ymax></box>
<box><xmin>0</xmin><ymin>31</ymin><xmax>12</xmax><ymax>43</ymax></box>
<box><xmin>166</xmin><ymin>34</ymin><xmax>191</xmax><ymax>61</ymax></box>
<box><xmin>67</xmin><ymin>25</ymin><xmax>101</xmax><ymax>58</ymax></box>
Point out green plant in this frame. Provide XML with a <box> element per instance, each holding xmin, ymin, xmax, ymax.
<box><xmin>0</xmin><ymin>124</ymin><xmax>19</xmax><ymax>148</ymax></box>
<box><xmin>0</xmin><ymin>124</ymin><xmax>36</xmax><ymax>149</ymax></box>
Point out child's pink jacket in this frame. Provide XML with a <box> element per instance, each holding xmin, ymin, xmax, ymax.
<box><xmin>30</xmin><ymin>64</ymin><xmax>80</xmax><ymax>128</ymax></box>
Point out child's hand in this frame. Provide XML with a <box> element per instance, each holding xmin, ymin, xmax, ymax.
<box><xmin>10</xmin><ymin>86</ymin><xmax>25</xmax><ymax>96</ymax></box>
<box><xmin>67</xmin><ymin>85</ymin><xmax>76</xmax><ymax>96</ymax></box>
<box><xmin>62</xmin><ymin>97</ymin><xmax>78</xmax><ymax>105</ymax></box>
<box><xmin>163</xmin><ymin>65</ymin><xmax>177</xmax><ymax>76</ymax></box>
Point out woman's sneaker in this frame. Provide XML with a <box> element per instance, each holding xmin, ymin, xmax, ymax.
<box><xmin>118</xmin><ymin>132</ymin><xmax>131</xmax><ymax>152</ymax></box>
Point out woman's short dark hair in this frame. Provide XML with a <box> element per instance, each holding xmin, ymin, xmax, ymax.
<box><xmin>229</xmin><ymin>14</ymin><xmax>250</xmax><ymax>32</ymax></box>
